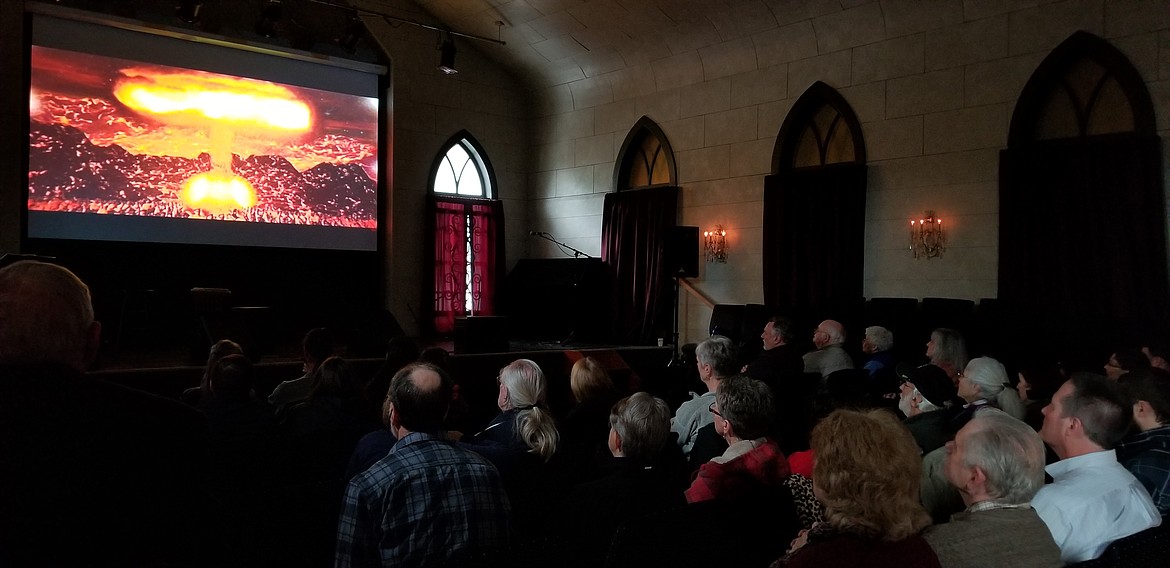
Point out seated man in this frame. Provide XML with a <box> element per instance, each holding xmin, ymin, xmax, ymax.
<box><xmin>1032</xmin><ymin>373</ymin><xmax>1161</xmax><ymax>564</ymax></box>
<box><xmin>686</xmin><ymin>375</ymin><xmax>790</xmax><ymax>503</ymax></box>
<box><xmin>335</xmin><ymin>362</ymin><xmax>512</xmax><ymax>567</ymax></box>
<box><xmin>899</xmin><ymin>364</ymin><xmax>959</xmax><ymax>455</ymax></box>
<box><xmin>802</xmin><ymin>319</ymin><xmax>853</xmax><ymax>378</ymax></box>
<box><xmin>923</xmin><ymin>410</ymin><xmax>1061</xmax><ymax>568</ymax></box>
<box><xmin>743</xmin><ymin>316</ymin><xmax>805</xmax><ymax>384</ymax></box>
<box><xmin>1117</xmin><ymin>368</ymin><xmax>1170</xmax><ymax>514</ymax></box>
<box><xmin>268</xmin><ymin>327</ymin><xmax>334</xmax><ymax>412</ymax></box>
<box><xmin>671</xmin><ymin>335</ymin><xmax>736</xmax><ymax>456</ymax></box>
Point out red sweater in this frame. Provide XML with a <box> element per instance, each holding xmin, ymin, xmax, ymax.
<box><xmin>685</xmin><ymin>438</ymin><xmax>790</xmax><ymax>503</ymax></box>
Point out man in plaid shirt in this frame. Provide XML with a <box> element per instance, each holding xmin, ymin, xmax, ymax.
<box><xmin>335</xmin><ymin>363</ymin><xmax>512</xmax><ymax>567</ymax></box>
<box><xmin>1118</xmin><ymin>368</ymin><xmax>1170</xmax><ymax>514</ymax></box>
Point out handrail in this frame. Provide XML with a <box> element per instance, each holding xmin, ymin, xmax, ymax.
<box><xmin>678</xmin><ymin>278</ymin><xmax>715</xmax><ymax>309</ymax></box>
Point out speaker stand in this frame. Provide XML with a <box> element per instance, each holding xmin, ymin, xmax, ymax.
<box><xmin>668</xmin><ymin>272</ymin><xmax>684</xmax><ymax>367</ymax></box>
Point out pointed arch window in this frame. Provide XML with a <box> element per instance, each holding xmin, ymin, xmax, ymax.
<box><xmin>1000</xmin><ymin>31</ymin><xmax>1165</xmax><ymax>340</ymax></box>
<box><xmin>427</xmin><ymin>133</ymin><xmax>504</xmax><ymax>335</ymax></box>
<box><xmin>763</xmin><ymin>82</ymin><xmax>867</xmax><ymax>313</ymax></box>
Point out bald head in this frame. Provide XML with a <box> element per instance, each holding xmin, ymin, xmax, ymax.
<box><xmin>388</xmin><ymin>363</ymin><xmax>453</xmax><ymax>434</ymax></box>
<box><xmin>0</xmin><ymin>261</ymin><xmax>100</xmax><ymax>371</ymax></box>
<box><xmin>814</xmin><ymin>320</ymin><xmax>845</xmax><ymax>349</ymax></box>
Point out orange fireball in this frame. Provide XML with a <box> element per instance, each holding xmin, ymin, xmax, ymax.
<box><xmin>181</xmin><ymin>172</ymin><xmax>256</xmax><ymax>214</ymax></box>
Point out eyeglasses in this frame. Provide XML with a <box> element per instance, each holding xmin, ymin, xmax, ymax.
<box><xmin>708</xmin><ymin>402</ymin><xmax>723</xmax><ymax>418</ymax></box>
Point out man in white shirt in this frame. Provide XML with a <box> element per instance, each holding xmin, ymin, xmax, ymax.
<box><xmin>671</xmin><ymin>335</ymin><xmax>735</xmax><ymax>455</ymax></box>
<box><xmin>1032</xmin><ymin>372</ymin><xmax>1161</xmax><ymax>564</ymax></box>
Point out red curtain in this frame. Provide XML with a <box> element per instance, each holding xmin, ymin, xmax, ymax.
<box><xmin>428</xmin><ymin>197</ymin><xmax>505</xmax><ymax>335</ymax></box>
<box><xmin>601</xmin><ymin>186</ymin><xmax>678</xmax><ymax>345</ymax></box>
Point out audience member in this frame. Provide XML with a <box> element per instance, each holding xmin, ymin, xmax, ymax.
<box><xmin>1014</xmin><ymin>360</ymin><xmax>1065</xmax><ymax>431</ymax></box>
<box><xmin>460</xmin><ymin>358</ymin><xmax>562</xmax><ymax>534</ymax></box>
<box><xmin>955</xmin><ymin>357</ymin><xmax>1027</xmax><ymax>424</ymax></box>
<box><xmin>686</xmin><ymin>376</ymin><xmax>791</xmax><ymax>503</ymax></box>
<box><xmin>926</xmin><ymin>328</ymin><xmax>968</xmax><ymax>383</ymax></box>
<box><xmin>1142</xmin><ymin>344</ymin><xmax>1170</xmax><ymax>372</ymax></box>
<box><xmin>0</xmin><ymin>261</ymin><xmax>215</xmax><ymax>567</ymax></box>
<box><xmin>672</xmin><ymin>335</ymin><xmax>737</xmax><ymax>455</ymax></box>
<box><xmin>1032</xmin><ymin>373</ymin><xmax>1161</xmax><ymax>563</ymax></box>
<box><xmin>268</xmin><ymin>327</ymin><xmax>335</xmax><ymax>412</ymax></box>
<box><xmin>282</xmin><ymin>356</ymin><xmax>380</xmax><ymax>483</ymax></box>
<box><xmin>556</xmin><ymin>392</ymin><xmax>686</xmax><ymax>568</ymax></box>
<box><xmin>560</xmin><ymin>356</ymin><xmax>623</xmax><ymax>483</ymax></box>
<box><xmin>1117</xmin><ymin>368</ymin><xmax>1170</xmax><ymax>514</ymax></box>
<box><xmin>743</xmin><ymin>316</ymin><xmax>814</xmax><ymax>454</ymax></box>
<box><xmin>862</xmin><ymin>325</ymin><xmax>897</xmax><ymax>378</ymax></box>
<box><xmin>335</xmin><ymin>363</ymin><xmax>511</xmax><ymax>567</ymax></box>
<box><xmin>365</xmin><ymin>335</ymin><xmax>421</xmax><ymax>405</ymax></box>
<box><xmin>1104</xmin><ymin>347</ymin><xmax>1150</xmax><ymax>381</ymax></box>
<box><xmin>744</xmin><ymin>316</ymin><xmax>805</xmax><ymax>383</ymax></box>
<box><xmin>803</xmin><ymin>320</ymin><xmax>853</xmax><ymax>378</ymax></box>
<box><xmin>923</xmin><ymin>410</ymin><xmax>1061</xmax><ymax>568</ymax></box>
<box><xmin>181</xmin><ymin>338</ymin><xmax>244</xmax><ymax>406</ymax></box>
<box><xmin>899</xmin><ymin>364</ymin><xmax>959</xmax><ymax>455</ymax></box>
<box><xmin>199</xmin><ymin>354</ymin><xmax>279</xmax><ymax>492</ymax></box>
<box><xmin>344</xmin><ymin>380</ymin><xmax>399</xmax><ymax>481</ymax></box>
<box><xmin>774</xmin><ymin>408</ymin><xmax>938</xmax><ymax>568</ymax></box>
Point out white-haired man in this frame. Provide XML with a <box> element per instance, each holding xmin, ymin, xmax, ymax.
<box><xmin>802</xmin><ymin>319</ymin><xmax>852</xmax><ymax>378</ymax></box>
<box><xmin>924</xmin><ymin>410</ymin><xmax>1062</xmax><ymax>568</ymax></box>
<box><xmin>672</xmin><ymin>335</ymin><xmax>737</xmax><ymax>456</ymax></box>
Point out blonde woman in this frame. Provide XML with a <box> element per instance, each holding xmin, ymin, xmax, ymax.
<box><xmin>775</xmin><ymin>409</ymin><xmax>940</xmax><ymax>568</ymax></box>
<box><xmin>562</xmin><ymin>357</ymin><xmax>622</xmax><ymax>480</ymax></box>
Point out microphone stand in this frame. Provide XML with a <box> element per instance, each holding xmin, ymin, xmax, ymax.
<box><xmin>529</xmin><ymin>232</ymin><xmax>592</xmax><ymax>259</ymax></box>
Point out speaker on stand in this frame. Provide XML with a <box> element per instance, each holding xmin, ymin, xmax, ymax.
<box><xmin>666</xmin><ymin>226</ymin><xmax>699</xmax><ymax>367</ymax></box>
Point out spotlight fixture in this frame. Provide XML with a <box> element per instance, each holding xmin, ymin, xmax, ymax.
<box><xmin>255</xmin><ymin>0</ymin><xmax>282</xmax><ymax>38</ymax></box>
<box><xmin>909</xmin><ymin>210</ymin><xmax>946</xmax><ymax>259</ymax></box>
<box><xmin>437</xmin><ymin>33</ymin><xmax>458</xmax><ymax>75</ymax></box>
<box><xmin>704</xmin><ymin>225</ymin><xmax>728</xmax><ymax>263</ymax></box>
<box><xmin>175</xmin><ymin>0</ymin><xmax>203</xmax><ymax>23</ymax></box>
<box><xmin>337</xmin><ymin>14</ymin><xmax>364</xmax><ymax>54</ymax></box>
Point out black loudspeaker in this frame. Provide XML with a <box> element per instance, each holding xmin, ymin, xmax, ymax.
<box><xmin>668</xmin><ymin>226</ymin><xmax>700</xmax><ymax>278</ymax></box>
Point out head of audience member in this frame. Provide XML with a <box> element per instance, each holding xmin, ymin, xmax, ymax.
<box><xmin>418</xmin><ymin>346</ymin><xmax>452</xmax><ymax>372</ymax></box>
<box><xmin>898</xmin><ymin>364</ymin><xmax>956</xmax><ymax>418</ymax></box>
<box><xmin>812</xmin><ymin>320</ymin><xmax>845</xmax><ymax>350</ymax></box>
<box><xmin>387</xmin><ymin>362</ymin><xmax>453</xmax><ymax>437</ymax></box>
<box><xmin>308</xmin><ymin>356</ymin><xmax>365</xmax><ymax>401</ymax></box>
<box><xmin>383</xmin><ymin>335</ymin><xmax>421</xmax><ymax>372</ymax></box>
<box><xmin>608</xmin><ymin>392</ymin><xmax>671</xmax><ymax>464</ymax></box>
<box><xmin>944</xmin><ymin>409</ymin><xmax>1046</xmax><ymax>508</ymax></box>
<box><xmin>958</xmin><ymin>357</ymin><xmax>1027</xmax><ymax>419</ymax></box>
<box><xmin>1014</xmin><ymin>360</ymin><xmax>1065</xmax><ymax>404</ymax></box>
<box><xmin>711</xmin><ymin>375</ymin><xmax>775</xmax><ymax>444</ymax></box>
<box><xmin>570</xmin><ymin>356</ymin><xmax>615</xmax><ymax>404</ymax></box>
<box><xmin>1104</xmin><ymin>348</ymin><xmax>1150</xmax><ymax>381</ymax></box>
<box><xmin>696</xmin><ymin>335</ymin><xmax>738</xmax><ymax>386</ymax></box>
<box><xmin>302</xmin><ymin>327</ymin><xmax>335</xmax><ymax>375</ymax></box>
<box><xmin>497</xmin><ymin>358</ymin><xmax>559</xmax><ymax>461</ymax></box>
<box><xmin>1119</xmin><ymin>368</ymin><xmax>1170</xmax><ymax>433</ymax></box>
<box><xmin>862</xmin><ymin>326</ymin><xmax>894</xmax><ymax>355</ymax></box>
<box><xmin>1142</xmin><ymin>345</ymin><xmax>1170</xmax><ymax>373</ymax></box>
<box><xmin>811</xmin><ymin>409</ymin><xmax>932</xmax><ymax>541</ymax></box>
<box><xmin>208</xmin><ymin>353</ymin><xmax>255</xmax><ymax>401</ymax></box>
<box><xmin>0</xmin><ymin>260</ymin><xmax>101</xmax><ymax>372</ymax></box>
<box><xmin>761</xmin><ymin>316</ymin><xmax>796</xmax><ymax>351</ymax></box>
<box><xmin>1040</xmin><ymin>372</ymin><xmax>1132</xmax><ymax>460</ymax></box>
<box><xmin>197</xmin><ymin>339</ymin><xmax>244</xmax><ymax>395</ymax></box>
<box><xmin>926</xmin><ymin>328</ymin><xmax>968</xmax><ymax>379</ymax></box>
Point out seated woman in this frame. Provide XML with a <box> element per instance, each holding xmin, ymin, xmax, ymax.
<box><xmin>180</xmin><ymin>338</ymin><xmax>243</xmax><ymax>406</ymax></box>
<box><xmin>460</xmin><ymin>358</ymin><xmax>561</xmax><ymax>533</ymax></box>
<box><xmin>926</xmin><ymin>328</ymin><xmax>968</xmax><ymax>384</ymax></box>
<box><xmin>559</xmin><ymin>356</ymin><xmax>623</xmax><ymax>483</ymax></box>
<box><xmin>774</xmin><ymin>408</ymin><xmax>939</xmax><ymax>568</ymax></box>
<box><xmin>955</xmin><ymin>357</ymin><xmax>1027</xmax><ymax>425</ymax></box>
<box><xmin>685</xmin><ymin>375</ymin><xmax>790</xmax><ymax>503</ymax></box>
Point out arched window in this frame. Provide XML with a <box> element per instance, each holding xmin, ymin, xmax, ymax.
<box><xmin>763</xmin><ymin>81</ymin><xmax>867</xmax><ymax>314</ymax></box>
<box><xmin>427</xmin><ymin>132</ymin><xmax>504</xmax><ymax>335</ymax></box>
<box><xmin>614</xmin><ymin>117</ymin><xmax>676</xmax><ymax>190</ymax></box>
<box><xmin>1000</xmin><ymin>31</ymin><xmax>1165</xmax><ymax>347</ymax></box>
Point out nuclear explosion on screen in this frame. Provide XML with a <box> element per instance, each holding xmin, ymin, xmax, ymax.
<box><xmin>28</xmin><ymin>46</ymin><xmax>379</xmax><ymax>229</ymax></box>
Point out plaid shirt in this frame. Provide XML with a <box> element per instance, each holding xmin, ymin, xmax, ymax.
<box><xmin>685</xmin><ymin>438</ymin><xmax>790</xmax><ymax>503</ymax></box>
<box><xmin>1117</xmin><ymin>424</ymin><xmax>1170</xmax><ymax>515</ymax></box>
<box><xmin>334</xmin><ymin>431</ymin><xmax>513</xmax><ymax>568</ymax></box>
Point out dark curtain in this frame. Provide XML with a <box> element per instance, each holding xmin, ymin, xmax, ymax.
<box><xmin>427</xmin><ymin>197</ymin><xmax>506</xmax><ymax>335</ymax></box>
<box><xmin>999</xmin><ymin>133</ymin><xmax>1167</xmax><ymax>340</ymax></box>
<box><xmin>601</xmin><ymin>186</ymin><xmax>678</xmax><ymax>345</ymax></box>
<box><xmin>762</xmin><ymin>164</ymin><xmax>867</xmax><ymax>315</ymax></box>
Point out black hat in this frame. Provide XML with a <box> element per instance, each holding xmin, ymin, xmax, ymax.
<box><xmin>906</xmin><ymin>364</ymin><xmax>956</xmax><ymax>407</ymax></box>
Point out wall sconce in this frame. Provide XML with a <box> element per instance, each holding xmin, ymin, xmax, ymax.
<box><xmin>909</xmin><ymin>211</ymin><xmax>945</xmax><ymax>259</ymax></box>
<box><xmin>704</xmin><ymin>225</ymin><xmax>727</xmax><ymax>263</ymax></box>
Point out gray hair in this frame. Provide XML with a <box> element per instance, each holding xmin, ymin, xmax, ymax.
<box><xmin>961</xmin><ymin>409</ymin><xmax>1046</xmax><ymax>504</ymax></box>
<box><xmin>500</xmin><ymin>358</ymin><xmax>560</xmax><ymax>461</ymax></box>
<box><xmin>0</xmin><ymin>261</ymin><xmax>95</xmax><ymax>370</ymax></box>
<box><xmin>964</xmin><ymin>357</ymin><xmax>1027</xmax><ymax>420</ymax></box>
<box><xmin>716</xmin><ymin>375</ymin><xmax>775</xmax><ymax>440</ymax></box>
<box><xmin>865</xmin><ymin>326</ymin><xmax>894</xmax><ymax>352</ymax></box>
<box><xmin>930</xmin><ymin>328</ymin><xmax>968</xmax><ymax>372</ymax></box>
<box><xmin>696</xmin><ymin>335</ymin><xmax>738</xmax><ymax>378</ymax></box>
<box><xmin>821</xmin><ymin>320</ymin><xmax>846</xmax><ymax>345</ymax></box>
<box><xmin>608</xmin><ymin>392</ymin><xmax>671</xmax><ymax>463</ymax></box>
